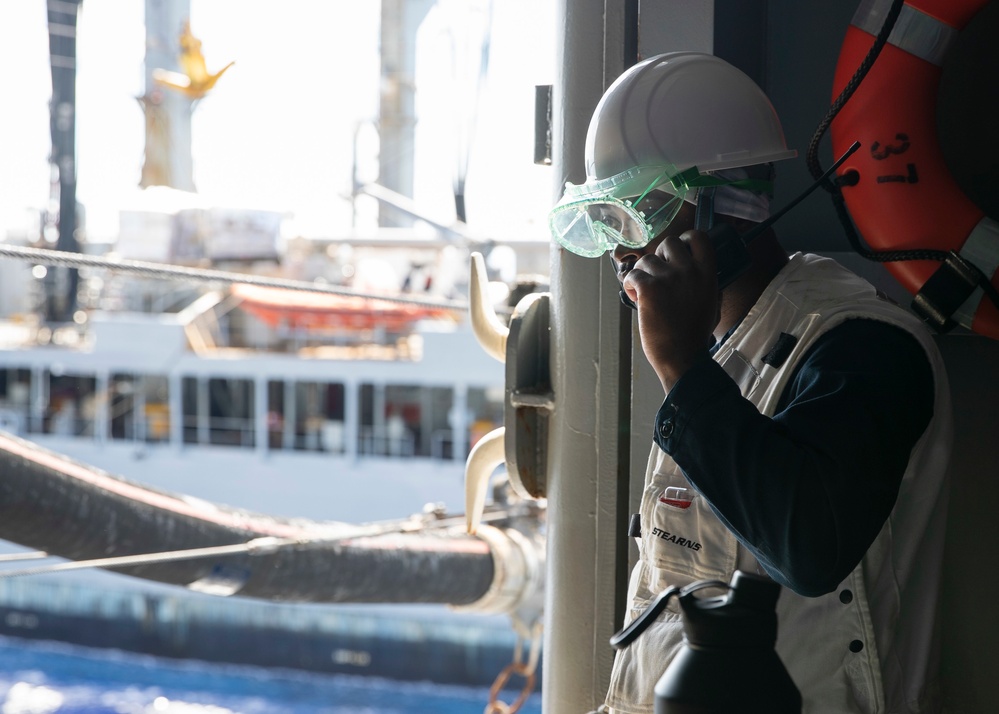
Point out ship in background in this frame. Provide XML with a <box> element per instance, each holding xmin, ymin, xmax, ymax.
<box><xmin>0</xmin><ymin>0</ymin><xmax>551</xmax><ymax>691</ymax></box>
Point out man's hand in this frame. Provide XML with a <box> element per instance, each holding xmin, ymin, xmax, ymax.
<box><xmin>622</xmin><ymin>230</ymin><xmax>720</xmax><ymax>391</ymax></box>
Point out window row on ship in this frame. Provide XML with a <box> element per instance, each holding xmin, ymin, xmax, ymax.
<box><xmin>0</xmin><ymin>366</ymin><xmax>504</xmax><ymax>461</ymax></box>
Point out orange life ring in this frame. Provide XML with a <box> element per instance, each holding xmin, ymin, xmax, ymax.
<box><xmin>830</xmin><ymin>0</ymin><xmax>999</xmax><ymax>339</ymax></box>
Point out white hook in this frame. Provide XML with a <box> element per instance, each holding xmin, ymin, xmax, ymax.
<box><xmin>469</xmin><ymin>252</ymin><xmax>508</xmax><ymax>363</ymax></box>
<box><xmin>465</xmin><ymin>426</ymin><xmax>506</xmax><ymax>534</ymax></box>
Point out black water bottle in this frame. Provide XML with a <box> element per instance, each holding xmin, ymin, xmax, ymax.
<box><xmin>610</xmin><ymin>570</ymin><xmax>801</xmax><ymax>713</ymax></box>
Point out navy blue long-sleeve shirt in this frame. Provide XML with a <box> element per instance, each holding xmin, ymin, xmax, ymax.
<box><xmin>653</xmin><ymin>318</ymin><xmax>934</xmax><ymax>597</ymax></box>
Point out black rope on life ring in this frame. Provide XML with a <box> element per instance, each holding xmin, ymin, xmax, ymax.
<box><xmin>807</xmin><ymin>0</ymin><xmax>950</xmax><ymax>265</ymax></box>
<box><xmin>810</xmin><ymin>0</ymin><xmax>999</xmax><ymax>326</ymax></box>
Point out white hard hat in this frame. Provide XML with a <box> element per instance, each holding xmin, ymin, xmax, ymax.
<box><xmin>583</xmin><ymin>52</ymin><xmax>797</xmax><ymax>197</ymax></box>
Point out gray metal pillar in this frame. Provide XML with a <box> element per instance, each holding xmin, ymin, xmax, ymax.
<box><xmin>134</xmin><ymin>376</ymin><xmax>147</xmax><ymax>444</ymax></box>
<box><xmin>344</xmin><ymin>379</ymin><xmax>358</xmax><ymax>461</ymax></box>
<box><xmin>45</xmin><ymin>0</ymin><xmax>82</xmax><ymax>323</ymax></box>
<box><xmin>254</xmin><ymin>375</ymin><xmax>267</xmax><ymax>456</ymax></box>
<box><xmin>283</xmin><ymin>379</ymin><xmax>295</xmax><ymax>450</ymax></box>
<box><xmin>452</xmin><ymin>384</ymin><xmax>468</xmax><ymax>462</ymax></box>
<box><xmin>141</xmin><ymin>0</ymin><xmax>195</xmax><ymax>191</ymax></box>
<box><xmin>197</xmin><ymin>377</ymin><xmax>209</xmax><ymax>445</ymax></box>
<box><xmin>94</xmin><ymin>373</ymin><xmax>109</xmax><ymax>444</ymax></box>
<box><xmin>378</xmin><ymin>0</ymin><xmax>434</xmax><ymax>228</ymax></box>
<box><xmin>31</xmin><ymin>366</ymin><xmax>46</xmax><ymax>434</ymax></box>
<box><xmin>169</xmin><ymin>372</ymin><xmax>183</xmax><ymax>451</ymax></box>
<box><xmin>544</xmin><ymin>1</ymin><xmax>632</xmax><ymax>711</ymax></box>
<box><xmin>374</xmin><ymin>384</ymin><xmax>386</xmax><ymax>455</ymax></box>
<box><xmin>545</xmin><ymin>3</ymin><xmax>716</xmax><ymax>711</ymax></box>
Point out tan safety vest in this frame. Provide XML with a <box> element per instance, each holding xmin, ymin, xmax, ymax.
<box><xmin>605</xmin><ymin>253</ymin><xmax>953</xmax><ymax>714</ymax></box>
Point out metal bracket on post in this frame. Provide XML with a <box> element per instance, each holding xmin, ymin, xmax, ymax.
<box><xmin>466</xmin><ymin>253</ymin><xmax>553</xmax><ymax>533</ymax></box>
<box><xmin>505</xmin><ymin>291</ymin><xmax>553</xmax><ymax>500</ymax></box>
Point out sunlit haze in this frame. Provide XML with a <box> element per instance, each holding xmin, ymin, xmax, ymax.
<box><xmin>0</xmin><ymin>1</ymin><xmax>555</xmax><ymax>245</ymax></box>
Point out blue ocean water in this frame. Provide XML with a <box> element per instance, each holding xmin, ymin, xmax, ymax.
<box><xmin>0</xmin><ymin>636</ymin><xmax>543</xmax><ymax>714</ymax></box>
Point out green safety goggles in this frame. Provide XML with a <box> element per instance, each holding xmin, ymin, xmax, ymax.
<box><xmin>549</xmin><ymin>165</ymin><xmax>772</xmax><ymax>258</ymax></box>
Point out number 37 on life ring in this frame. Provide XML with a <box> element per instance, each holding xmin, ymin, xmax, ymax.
<box><xmin>830</xmin><ymin>0</ymin><xmax>999</xmax><ymax>339</ymax></box>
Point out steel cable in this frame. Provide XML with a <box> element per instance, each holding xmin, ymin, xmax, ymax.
<box><xmin>0</xmin><ymin>243</ymin><xmax>473</xmax><ymax>312</ymax></box>
<box><xmin>0</xmin><ymin>509</ymin><xmax>514</xmax><ymax>580</ymax></box>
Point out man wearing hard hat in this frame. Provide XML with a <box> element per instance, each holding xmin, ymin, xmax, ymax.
<box><xmin>550</xmin><ymin>52</ymin><xmax>952</xmax><ymax>713</ymax></box>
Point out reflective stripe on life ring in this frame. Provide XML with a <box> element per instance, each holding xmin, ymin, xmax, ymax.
<box><xmin>830</xmin><ymin>0</ymin><xmax>999</xmax><ymax>339</ymax></box>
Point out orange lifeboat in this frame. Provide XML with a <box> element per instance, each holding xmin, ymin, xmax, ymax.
<box><xmin>231</xmin><ymin>284</ymin><xmax>453</xmax><ymax>333</ymax></box>
<box><xmin>830</xmin><ymin>0</ymin><xmax>999</xmax><ymax>339</ymax></box>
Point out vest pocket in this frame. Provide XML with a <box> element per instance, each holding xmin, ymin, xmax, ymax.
<box><xmin>605</xmin><ymin>610</ymin><xmax>685</xmax><ymax>714</ymax></box>
<box><xmin>642</xmin><ymin>467</ymin><xmax>738</xmax><ymax>590</ymax></box>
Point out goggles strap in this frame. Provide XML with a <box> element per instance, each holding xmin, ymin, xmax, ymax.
<box><xmin>671</xmin><ymin>166</ymin><xmax>774</xmax><ymax>196</ymax></box>
<box><xmin>632</xmin><ymin>169</ymin><xmax>673</xmax><ymax>206</ymax></box>
<box><xmin>694</xmin><ymin>187</ymin><xmax>717</xmax><ymax>232</ymax></box>
<box><xmin>645</xmin><ymin>198</ymin><xmax>677</xmax><ymax>225</ymax></box>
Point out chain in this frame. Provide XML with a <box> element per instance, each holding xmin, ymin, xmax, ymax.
<box><xmin>484</xmin><ymin>615</ymin><xmax>543</xmax><ymax>714</ymax></box>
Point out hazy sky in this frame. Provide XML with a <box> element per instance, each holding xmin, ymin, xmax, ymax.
<box><xmin>0</xmin><ymin>0</ymin><xmax>555</xmax><ymax>243</ymax></box>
